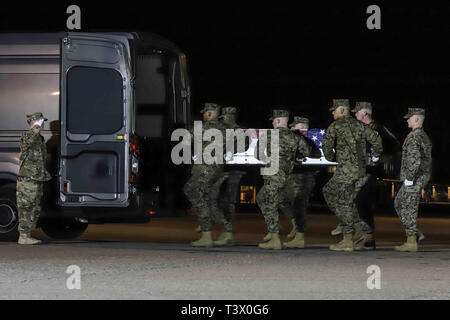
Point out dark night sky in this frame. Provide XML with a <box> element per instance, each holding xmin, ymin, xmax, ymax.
<box><xmin>1</xmin><ymin>1</ymin><xmax>450</xmax><ymax>182</ymax></box>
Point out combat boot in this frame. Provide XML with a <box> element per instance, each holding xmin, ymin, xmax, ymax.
<box><xmin>395</xmin><ymin>236</ymin><xmax>418</xmax><ymax>252</ymax></box>
<box><xmin>329</xmin><ymin>233</ymin><xmax>354</xmax><ymax>252</ymax></box>
<box><xmin>195</xmin><ymin>225</ymin><xmax>202</xmax><ymax>233</ymax></box>
<box><xmin>286</xmin><ymin>219</ymin><xmax>297</xmax><ymax>240</ymax></box>
<box><xmin>258</xmin><ymin>233</ymin><xmax>282</xmax><ymax>250</ymax></box>
<box><xmin>331</xmin><ymin>224</ymin><xmax>343</xmax><ymax>236</ymax></box>
<box><xmin>213</xmin><ymin>232</ymin><xmax>233</xmax><ymax>246</ymax></box>
<box><xmin>191</xmin><ymin>232</ymin><xmax>213</xmax><ymax>247</ymax></box>
<box><xmin>352</xmin><ymin>223</ymin><xmax>364</xmax><ymax>242</ymax></box>
<box><xmin>354</xmin><ymin>233</ymin><xmax>376</xmax><ymax>251</ymax></box>
<box><xmin>18</xmin><ymin>233</ymin><xmax>42</xmax><ymax>245</ymax></box>
<box><xmin>283</xmin><ymin>232</ymin><xmax>305</xmax><ymax>248</ymax></box>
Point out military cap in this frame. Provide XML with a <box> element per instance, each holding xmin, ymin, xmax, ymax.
<box><xmin>352</xmin><ymin>101</ymin><xmax>373</xmax><ymax>113</ymax></box>
<box><xmin>289</xmin><ymin>116</ymin><xmax>309</xmax><ymax>127</ymax></box>
<box><xmin>329</xmin><ymin>99</ymin><xmax>350</xmax><ymax>111</ymax></box>
<box><xmin>403</xmin><ymin>107</ymin><xmax>425</xmax><ymax>119</ymax></box>
<box><xmin>219</xmin><ymin>106</ymin><xmax>237</xmax><ymax>118</ymax></box>
<box><xmin>26</xmin><ymin>112</ymin><xmax>48</xmax><ymax>123</ymax></box>
<box><xmin>200</xmin><ymin>102</ymin><xmax>221</xmax><ymax>114</ymax></box>
<box><xmin>269</xmin><ymin>109</ymin><xmax>289</xmax><ymax>120</ymax></box>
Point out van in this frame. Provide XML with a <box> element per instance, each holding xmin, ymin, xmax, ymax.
<box><xmin>0</xmin><ymin>32</ymin><xmax>191</xmax><ymax>240</ymax></box>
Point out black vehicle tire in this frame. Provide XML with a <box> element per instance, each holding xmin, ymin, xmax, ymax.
<box><xmin>39</xmin><ymin>218</ymin><xmax>88</xmax><ymax>240</ymax></box>
<box><xmin>0</xmin><ymin>183</ymin><xmax>19</xmax><ymax>241</ymax></box>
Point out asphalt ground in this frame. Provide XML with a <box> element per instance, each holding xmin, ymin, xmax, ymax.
<box><xmin>0</xmin><ymin>212</ymin><xmax>449</xmax><ymax>300</ymax></box>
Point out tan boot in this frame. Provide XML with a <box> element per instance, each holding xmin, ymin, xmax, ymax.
<box><xmin>286</xmin><ymin>219</ymin><xmax>297</xmax><ymax>240</ymax></box>
<box><xmin>352</xmin><ymin>223</ymin><xmax>363</xmax><ymax>242</ymax></box>
<box><xmin>191</xmin><ymin>232</ymin><xmax>213</xmax><ymax>247</ymax></box>
<box><xmin>283</xmin><ymin>232</ymin><xmax>305</xmax><ymax>248</ymax></box>
<box><xmin>395</xmin><ymin>236</ymin><xmax>418</xmax><ymax>252</ymax></box>
<box><xmin>258</xmin><ymin>233</ymin><xmax>282</xmax><ymax>250</ymax></box>
<box><xmin>213</xmin><ymin>232</ymin><xmax>233</xmax><ymax>246</ymax></box>
<box><xmin>263</xmin><ymin>232</ymin><xmax>272</xmax><ymax>242</ymax></box>
<box><xmin>18</xmin><ymin>233</ymin><xmax>42</xmax><ymax>245</ymax></box>
<box><xmin>195</xmin><ymin>225</ymin><xmax>202</xmax><ymax>233</ymax></box>
<box><xmin>330</xmin><ymin>233</ymin><xmax>354</xmax><ymax>252</ymax></box>
<box><xmin>331</xmin><ymin>224</ymin><xmax>343</xmax><ymax>236</ymax></box>
<box><xmin>354</xmin><ymin>233</ymin><xmax>376</xmax><ymax>251</ymax></box>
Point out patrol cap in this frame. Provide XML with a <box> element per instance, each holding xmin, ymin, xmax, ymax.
<box><xmin>219</xmin><ymin>106</ymin><xmax>237</xmax><ymax>119</ymax></box>
<box><xmin>329</xmin><ymin>99</ymin><xmax>350</xmax><ymax>111</ymax></box>
<box><xmin>26</xmin><ymin>112</ymin><xmax>48</xmax><ymax>123</ymax></box>
<box><xmin>289</xmin><ymin>116</ymin><xmax>309</xmax><ymax>127</ymax></box>
<box><xmin>352</xmin><ymin>101</ymin><xmax>373</xmax><ymax>113</ymax></box>
<box><xmin>269</xmin><ymin>109</ymin><xmax>289</xmax><ymax>120</ymax></box>
<box><xmin>200</xmin><ymin>102</ymin><xmax>221</xmax><ymax>114</ymax></box>
<box><xmin>403</xmin><ymin>107</ymin><xmax>425</xmax><ymax>119</ymax></box>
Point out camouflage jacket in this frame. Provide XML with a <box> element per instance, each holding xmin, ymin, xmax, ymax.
<box><xmin>190</xmin><ymin>119</ymin><xmax>228</xmax><ymax>166</ymax></box>
<box><xmin>256</xmin><ymin>127</ymin><xmax>311</xmax><ymax>176</ymax></box>
<box><xmin>400</xmin><ymin>128</ymin><xmax>432</xmax><ymax>182</ymax></box>
<box><xmin>18</xmin><ymin>126</ymin><xmax>52</xmax><ymax>181</ymax></box>
<box><xmin>322</xmin><ymin>115</ymin><xmax>383</xmax><ymax>181</ymax></box>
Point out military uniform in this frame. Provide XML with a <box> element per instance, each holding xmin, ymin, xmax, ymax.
<box><xmin>183</xmin><ymin>103</ymin><xmax>228</xmax><ymax>246</ymax></box>
<box><xmin>322</xmin><ymin>99</ymin><xmax>383</xmax><ymax>251</ymax></box>
<box><xmin>207</xmin><ymin>107</ymin><xmax>247</xmax><ymax>243</ymax></box>
<box><xmin>255</xmin><ymin>110</ymin><xmax>311</xmax><ymax>249</ymax></box>
<box><xmin>279</xmin><ymin>116</ymin><xmax>321</xmax><ymax>247</ymax></box>
<box><xmin>16</xmin><ymin>112</ymin><xmax>52</xmax><ymax>245</ymax></box>
<box><xmin>394</xmin><ymin>108</ymin><xmax>432</xmax><ymax>251</ymax></box>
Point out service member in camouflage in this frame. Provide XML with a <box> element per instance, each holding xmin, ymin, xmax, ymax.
<box><xmin>183</xmin><ymin>103</ymin><xmax>228</xmax><ymax>247</ymax></box>
<box><xmin>322</xmin><ymin>99</ymin><xmax>383</xmax><ymax>251</ymax></box>
<box><xmin>16</xmin><ymin>112</ymin><xmax>52</xmax><ymax>245</ymax></box>
<box><xmin>394</xmin><ymin>107</ymin><xmax>432</xmax><ymax>252</ymax></box>
<box><xmin>255</xmin><ymin>110</ymin><xmax>311</xmax><ymax>250</ymax></box>
<box><xmin>280</xmin><ymin>116</ymin><xmax>322</xmax><ymax>248</ymax></box>
<box><xmin>210</xmin><ymin>106</ymin><xmax>246</xmax><ymax>246</ymax></box>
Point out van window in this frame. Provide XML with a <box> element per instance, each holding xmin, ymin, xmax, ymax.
<box><xmin>67</xmin><ymin>66</ymin><xmax>123</xmax><ymax>134</ymax></box>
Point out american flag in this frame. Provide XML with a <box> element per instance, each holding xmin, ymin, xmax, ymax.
<box><xmin>306</xmin><ymin>128</ymin><xmax>326</xmax><ymax>149</ymax></box>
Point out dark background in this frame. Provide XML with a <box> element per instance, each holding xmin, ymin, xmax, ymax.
<box><xmin>1</xmin><ymin>1</ymin><xmax>449</xmax><ymax>183</ymax></box>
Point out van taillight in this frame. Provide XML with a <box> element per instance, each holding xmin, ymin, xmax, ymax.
<box><xmin>63</xmin><ymin>182</ymin><xmax>68</xmax><ymax>193</ymax></box>
<box><xmin>130</xmin><ymin>135</ymin><xmax>141</xmax><ymax>155</ymax></box>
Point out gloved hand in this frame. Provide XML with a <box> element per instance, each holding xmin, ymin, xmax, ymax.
<box><xmin>224</xmin><ymin>151</ymin><xmax>233</xmax><ymax>161</ymax></box>
<box><xmin>34</xmin><ymin>119</ymin><xmax>45</xmax><ymax>127</ymax></box>
<box><xmin>371</xmin><ymin>156</ymin><xmax>379</xmax><ymax>163</ymax></box>
<box><xmin>192</xmin><ymin>154</ymin><xmax>198</xmax><ymax>162</ymax></box>
<box><xmin>404</xmin><ymin>179</ymin><xmax>413</xmax><ymax>186</ymax></box>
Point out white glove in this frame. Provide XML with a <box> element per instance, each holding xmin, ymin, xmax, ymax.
<box><xmin>192</xmin><ymin>154</ymin><xmax>198</xmax><ymax>162</ymax></box>
<box><xmin>34</xmin><ymin>119</ymin><xmax>44</xmax><ymax>127</ymax></box>
<box><xmin>224</xmin><ymin>151</ymin><xmax>233</xmax><ymax>162</ymax></box>
<box><xmin>404</xmin><ymin>179</ymin><xmax>413</xmax><ymax>186</ymax></box>
<box><xmin>371</xmin><ymin>156</ymin><xmax>379</xmax><ymax>163</ymax></box>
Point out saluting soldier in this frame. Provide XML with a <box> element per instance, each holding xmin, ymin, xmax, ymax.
<box><xmin>16</xmin><ymin>112</ymin><xmax>52</xmax><ymax>245</ymax></box>
<box><xmin>322</xmin><ymin>99</ymin><xmax>383</xmax><ymax>251</ymax></box>
<box><xmin>255</xmin><ymin>110</ymin><xmax>311</xmax><ymax>250</ymax></box>
<box><xmin>394</xmin><ymin>107</ymin><xmax>432</xmax><ymax>252</ymax></box>
<box><xmin>183</xmin><ymin>103</ymin><xmax>228</xmax><ymax>247</ymax></box>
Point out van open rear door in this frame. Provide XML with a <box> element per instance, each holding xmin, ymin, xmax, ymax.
<box><xmin>58</xmin><ymin>33</ymin><xmax>132</xmax><ymax>207</ymax></box>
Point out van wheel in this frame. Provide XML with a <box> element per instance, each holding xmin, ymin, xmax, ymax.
<box><xmin>39</xmin><ymin>218</ymin><xmax>88</xmax><ymax>240</ymax></box>
<box><xmin>0</xmin><ymin>183</ymin><xmax>19</xmax><ymax>241</ymax></box>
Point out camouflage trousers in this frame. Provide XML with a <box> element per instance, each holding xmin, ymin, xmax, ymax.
<box><xmin>279</xmin><ymin>172</ymin><xmax>316</xmax><ymax>232</ymax></box>
<box><xmin>209</xmin><ymin>171</ymin><xmax>245</xmax><ymax>233</ymax></box>
<box><xmin>16</xmin><ymin>177</ymin><xmax>43</xmax><ymax>234</ymax></box>
<box><xmin>256</xmin><ymin>173</ymin><xmax>288</xmax><ymax>233</ymax></box>
<box><xmin>394</xmin><ymin>175</ymin><xmax>428</xmax><ymax>237</ymax></box>
<box><xmin>322</xmin><ymin>174</ymin><xmax>368</xmax><ymax>235</ymax></box>
<box><xmin>183</xmin><ymin>165</ymin><xmax>223</xmax><ymax>232</ymax></box>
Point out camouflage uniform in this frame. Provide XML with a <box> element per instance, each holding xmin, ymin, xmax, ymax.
<box><xmin>322</xmin><ymin>100</ymin><xmax>383</xmax><ymax>235</ymax></box>
<box><xmin>279</xmin><ymin>117</ymin><xmax>321</xmax><ymax>233</ymax></box>
<box><xmin>183</xmin><ymin>103</ymin><xmax>228</xmax><ymax>233</ymax></box>
<box><xmin>256</xmin><ymin>110</ymin><xmax>311</xmax><ymax>234</ymax></box>
<box><xmin>16</xmin><ymin>112</ymin><xmax>52</xmax><ymax>236</ymax></box>
<box><xmin>394</xmin><ymin>108</ymin><xmax>432</xmax><ymax>237</ymax></box>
